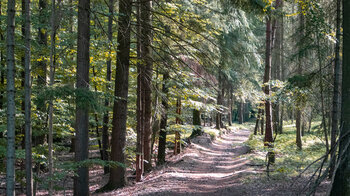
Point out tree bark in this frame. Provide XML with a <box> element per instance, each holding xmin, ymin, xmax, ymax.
<box><xmin>329</xmin><ymin>0</ymin><xmax>342</xmax><ymax>179</ymax></box>
<box><xmin>105</xmin><ymin>0</ymin><xmax>132</xmax><ymax>190</ymax></box>
<box><xmin>136</xmin><ymin>0</ymin><xmax>143</xmax><ymax>181</ymax></box>
<box><xmin>48</xmin><ymin>0</ymin><xmax>59</xmax><ymax>194</ymax></box>
<box><xmin>174</xmin><ymin>98</ymin><xmax>181</xmax><ymax>155</ymax></box>
<box><xmin>101</xmin><ymin>0</ymin><xmax>114</xmax><ymax>175</ymax></box>
<box><xmin>329</xmin><ymin>1</ymin><xmax>350</xmax><ymax>194</ymax></box>
<box><xmin>263</xmin><ymin>15</ymin><xmax>274</xmax><ymax>164</ymax></box>
<box><xmin>157</xmin><ymin>73</ymin><xmax>169</xmax><ymax>165</ymax></box>
<box><xmin>228</xmin><ymin>89</ymin><xmax>233</xmax><ymax>126</ymax></box>
<box><xmin>24</xmin><ymin>0</ymin><xmax>33</xmax><ymax>194</ymax></box>
<box><xmin>6</xmin><ymin>0</ymin><xmax>16</xmax><ymax>194</ymax></box>
<box><xmin>296</xmin><ymin>7</ymin><xmax>304</xmax><ymax>150</ymax></box>
<box><xmin>35</xmin><ymin>0</ymin><xmax>48</xmax><ymax>146</ymax></box>
<box><xmin>74</xmin><ymin>0</ymin><xmax>90</xmax><ymax>194</ymax></box>
<box><xmin>0</xmin><ymin>2</ymin><xmax>4</xmax><ymax>110</ymax></box>
<box><xmin>141</xmin><ymin>0</ymin><xmax>153</xmax><ymax>173</ymax></box>
<box><xmin>238</xmin><ymin>102</ymin><xmax>243</xmax><ymax>124</ymax></box>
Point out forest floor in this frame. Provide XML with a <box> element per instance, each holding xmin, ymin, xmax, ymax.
<box><xmin>93</xmin><ymin>127</ymin><xmax>329</xmax><ymax>196</ymax></box>
<box><xmin>16</xmin><ymin>126</ymin><xmax>330</xmax><ymax>195</ymax></box>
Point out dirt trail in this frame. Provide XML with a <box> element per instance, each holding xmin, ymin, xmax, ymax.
<box><xmin>99</xmin><ymin>129</ymin><xmax>255</xmax><ymax>196</ymax></box>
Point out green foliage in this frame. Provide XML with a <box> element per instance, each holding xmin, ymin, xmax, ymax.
<box><xmin>245</xmin><ymin>121</ymin><xmax>327</xmax><ymax>178</ymax></box>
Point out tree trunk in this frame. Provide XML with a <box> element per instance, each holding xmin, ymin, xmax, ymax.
<box><xmin>141</xmin><ymin>0</ymin><xmax>153</xmax><ymax>172</ymax></box>
<box><xmin>6</xmin><ymin>0</ymin><xmax>16</xmax><ymax>194</ymax></box>
<box><xmin>136</xmin><ymin>0</ymin><xmax>143</xmax><ymax>181</ymax></box>
<box><xmin>228</xmin><ymin>89</ymin><xmax>233</xmax><ymax>126</ymax></box>
<box><xmin>24</xmin><ymin>0</ymin><xmax>33</xmax><ymax>194</ymax></box>
<box><xmin>263</xmin><ymin>15</ymin><xmax>274</xmax><ymax>164</ymax></box>
<box><xmin>35</xmin><ymin>0</ymin><xmax>48</xmax><ymax>146</ymax></box>
<box><xmin>296</xmin><ymin>7</ymin><xmax>304</xmax><ymax>150</ymax></box>
<box><xmin>0</xmin><ymin>1</ymin><xmax>4</xmax><ymax>110</ymax></box>
<box><xmin>329</xmin><ymin>1</ymin><xmax>350</xmax><ymax>194</ymax></box>
<box><xmin>261</xmin><ymin>110</ymin><xmax>264</xmax><ymax>135</ymax></box>
<box><xmin>74</xmin><ymin>0</ymin><xmax>90</xmax><ymax>194</ymax></box>
<box><xmin>329</xmin><ymin>0</ymin><xmax>342</xmax><ymax>179</ymax></box>
<box><xmin>157</xmin><ymin>73</ymin><xmax>169</xmax><ymax>165</ymax></box>
<box><xmin>105</xmin><ymin>0</ymin><xmax>132</xmax><ymax>190</ymax></box>
<box><xmin>216</xmin><ymin>73</ymin><xmax>223</xmax><ymax>129</ymax></box>
<box><xmin>238</xmin><ymin>102</ymin><xmax>243</xmax><ymax>124</ymax></box>
<box><xmin>48</xmin><ymin>0</ymin><xmax>59</xmax><ymax>194</ymax></box>
<box><xmin>101</xmin><ymin>0</ymin><xmax>114</xmax><ymax>175</ymax></box>
<box><xmin>254</xmin><ymin>104</ymin><xmax>263</xmax><ymax>135</ymax></box>
<box><xmin>174</xmin><ymin>98</ymin><xmax>181</xmax><ymax>155</ymax></box>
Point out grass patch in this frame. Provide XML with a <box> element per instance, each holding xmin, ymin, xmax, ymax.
<box><xmin>245</xmin><ymin>121</ymin><xmax>327</xmax><ymax>178</ymax></box>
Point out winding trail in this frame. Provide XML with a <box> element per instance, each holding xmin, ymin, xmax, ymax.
<box><xmin>99</xmin><ymin>129</ymin><xmax>255</xmax><ymax>196</ymax></box>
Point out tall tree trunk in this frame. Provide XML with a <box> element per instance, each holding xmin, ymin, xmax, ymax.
<box><xmin>74</xmin><ymin>0</ymin><xmax>90</xmax><ymax>194</ymax></box>
<box><xmin>157</xmin><ymin>73</ymin><xmax>169</xmax><ymax>165</ymax></box>
<box><xmin>48</xmin><ymin>0</ymin><xmax>59</xmax><ymax>194</ymax></box>
<box><xmin>24</xmin><ymin>0</ymin><xmax>33</xmax><ymax>194</ymax></box>
<box><xmin>263</xmin><ymin>15</ymin><xmax>274</xmax><ymax>163</ymax></box>
<box><xmin>136</xmin><ymin>0</ymin><xmax>143</xmax><ymax>181</ymax></box>
<box><xmin>296</xmin><ymin>7</ymin><xmax>304</xmax><ymax>150</ymax></box>
<box><xmin>272</xmin><ymin>0</ymin><xmax>282</xmax><ymax>134</ymax></box>
<box><xmin>105</xmin><ymin>0</ymin><xmax>132</xmax><ymax>190</ymax></box>
<box><xmin>6</xmin><ymin>0</ymin><xmax>16</xmax><ymax>194</ymax></box>
<box><xmin>316</xmin><ymin>36</ymin><xmax>330</xmax><ymax>155</ymax></box>
<box><xmin>141</xmin><ymin>0</ymin><xmax>153</xmax><ymax>172</ymax></box>
<box><xmin>279</xmin><ymin>0</ymin><xmax>285</xmax><ymax>134</ymax></box>
<box><xmin>0</xmin><ymin>2</ymin><xmax>4</xmax><ymax>110</ymax></box>
<box><xmin>36</xmin><ymin>0</ymin><xmax>48</xmax><ymax>146</ymax></box>
<box><xmin>329</xmin><ymin>0</ymin><xmax>342</xmax><ymax>179</ymax></box>
<box><xmin>329</xmin><ymin>1</ymin><xmax>350</xmax><ymax>194</ymax></box>
<box><xmin>101</xmin><ymin>0</ymin><xmax>113</xmax><ymax>175</ymax></box>
<box><xmin>21</xmin><ymin>0</ymin><xmax>26</xmax><ymax>150</ymax></box>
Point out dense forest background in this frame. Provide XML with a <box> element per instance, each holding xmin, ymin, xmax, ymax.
<box><xmin>0</xmin><ymin>0</ymin><xmax>349</xmax><ymax>195</ymax></box>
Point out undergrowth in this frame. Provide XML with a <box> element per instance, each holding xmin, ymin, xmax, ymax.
<box><xmin>244</xmin><ymin>120</ymin><xmax>327</xmax><ymax>179</ymax></box>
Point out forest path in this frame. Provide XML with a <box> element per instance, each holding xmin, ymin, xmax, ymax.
<box><xmin>99</xmin><ymin>128</ymin><xmax>255</xmax><ymax>196</ymax></box>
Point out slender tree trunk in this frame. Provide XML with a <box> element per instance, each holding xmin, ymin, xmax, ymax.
<box><xmin>24</xmin><ymin>0</ymin><xmax>33</xmax><ymax>194</ymax></box>
<box><xmin>329</xmin><ymin>0</ymin><xmax>342</xmax><ymax>179</ymax></box>
<box><xmin>0</xmin><ymin>2</ymin><xmax>4</xmax><ymax>110</ymax></box>
<box><xmin>6</xmin><ymin>0</ymin><xmax>16</xmax><ymax>194</ymax></box>
<box><xmin>21</xmin><ymin>0</ymin><xmax>26</xmax><ymax>150</ymax></box>
<box><xmin>101</xmin><ymin>0</ymin><xmax>113</xmax><ymax>174</ymax></box>
<box><xmin>238</xmin><ymin>102</ymin><xmax>243</xmax><ymax>124</ymax></box>
<box><xmin>136</xmin><ymin>0</ymin><xmax>144</xmax><ymax>181</ymax></box>
<box><xmin>105</xmin><ymin>0</ymin><xmax>132</xmax><ymax>190</ymax></box>
<box><xmin>330</xmin><ymin>1</ymin><xmax>350</xmax><ymax>193</ymax></box>
<box><xmin>254</xmin><ymin>104</ymin><xmax>263</xmax><ymax>135</ymax></box>
<box><xmin>308</xmin><ymin>111</ymin><xmax>313</xmax><ymax>133</ymax></box>
<box><xmin>36</xmin><ymin>0</ymin><xmax>48</xmax><ymax>146</ymax></box>
<box><xmin>279</xmin><ymin>0</ymin><xmax>285</xmax><ymax>134</ymax></box>
<box><xmin>74</xmin><ymin>0</ymin><xmax>90</xmax><ymax>194</ymax></box>
<box><xmin>141</xmin><ymin>0</ymin><xmax>153</xmax><ymax>172</ymax></box>
<box><xmin>174</xmin><ymin>97</ymin><xmax>181</xmax><ymax>155</ymax></box>
<box><xmin>261</xmin><ymin>110</ymin><xmax>264</xmax><ymax>135</ymax></box>
<box><xmin>228</xmin><ymin>89</ymin><xmax>233</xmax><ymax>126</ymax></box>
<box><xmin>216</xmin><ymin>72</ymin><xmax>223</xmax><ymax>129</ymax></box>
<box><xmin>263</xmin><ymin>15</ymin><xmax>275</xmax><ymax>164</ymax></box>
<box><xmin>296</xmin><ymin>8</ymin><xmax>304</xmax><ymax>150</ymax></box>
<box><xmin>316</xmin><ymin>35</ymin><xmax>330</xmax><ymax>155</ymax></box>
<box><xmin>48</xmin><ymin>0</ymin><xmax>58</xmax><ymax>194</ymax></box>
<box><xmin>157</xmin><ymin>73</ymin><xmax>169</xmax><ymax>165</ymax></box>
